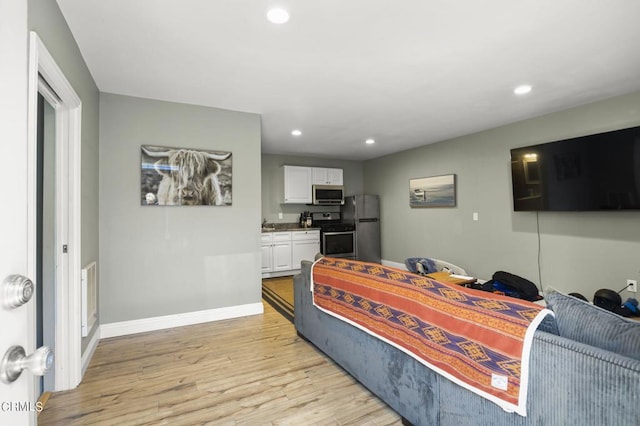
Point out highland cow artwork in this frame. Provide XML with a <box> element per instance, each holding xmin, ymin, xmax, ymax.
<box><xmin>141</xmin><ymin>145</ymin><xmax>232</xmax><ymax>206</ymax></box>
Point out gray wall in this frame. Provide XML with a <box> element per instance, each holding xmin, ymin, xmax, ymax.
<box><xmin>261</xmin><ymin>154</ymin><xmax>364</xmax><ymax>223</ymax></box>
<box><xmin>28</xmin><ymin>0</ymin><xmax>101</xmax><ymax>352</ymax></box>
<box><xmin>364</xmin><ymin>90</ymin><xmax>640</xmax><ymax>300</ymax></box>
<box><xmin>99</xmin><ymin>93</ymin><xmax>262</xmax><ymax>323</ymax></box>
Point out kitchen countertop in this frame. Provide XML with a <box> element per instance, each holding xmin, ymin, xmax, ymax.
<box><xmin>261</xmin><ymin>222</ymin><xmax>320</xmax><ymax>232</ymax></box>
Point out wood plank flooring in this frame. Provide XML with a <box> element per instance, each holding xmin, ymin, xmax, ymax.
<box><xmin>262</xmin><ymin>277</ymin><xmax>295</xmax><ymax>323</ymax></box>
<box><xmin>39</xmin><ymin>302</ymin><xmax>401</xmax><ymax>425</ymax></box>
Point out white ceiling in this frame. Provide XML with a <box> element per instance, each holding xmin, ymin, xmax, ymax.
<box><xmin>56</xmin><ymin>0</ymin><xmax>640</xmax><ymax>161</ymax></box>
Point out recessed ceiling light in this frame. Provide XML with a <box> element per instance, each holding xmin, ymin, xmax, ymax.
<box><xmin>266</xmin><ymin>8</ymin><xmax>290</xmax><ymax>24</ymax></box>
<box><xmin>365</xmin><ymin>138</ymin><xmax>375</xmax><ymax>145</ymax></box>
<box><xmin>514</xmin><ymin>85</ymin><xmax>533</xmax><ymax>95</ymax></box>
<box><xmin>291</xmin><ymin>129</ymin><xmax>302</xmax><ymax>136</ymax></box>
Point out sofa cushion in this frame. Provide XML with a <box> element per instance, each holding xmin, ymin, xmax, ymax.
<box><xmin>544</xmin><ymin>288</ymin><xmax>640</xmax><ymax>361</ymax></box>
<box><xmin>536</xmin><ymin>312</ymin><xmax>559</xmax><ymax>335</ymax></box>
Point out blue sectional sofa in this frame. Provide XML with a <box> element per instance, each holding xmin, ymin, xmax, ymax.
<box><xmin>294</xmin><ymin>259</ymin><xmax>640</xmax><ymax>426</ymax></box>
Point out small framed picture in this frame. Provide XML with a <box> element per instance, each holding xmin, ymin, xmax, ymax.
<box><xmin>409</xmin><ymin>174</ymin><xmax>456</xmax><ymax>207</ymax></box>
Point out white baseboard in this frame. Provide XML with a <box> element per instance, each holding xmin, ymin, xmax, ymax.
<box><xmin>81</xmin><ymin>325</ymin><xmax>100</xmax><ymax>377</ymax></box>
<box><xmin>262</xmin><ymin>269</ymin><xmax>299</xmax><ymax>279</ymax></box>
<box><xmin>381</xmin><ymin>259</ymin><xmax>407</xmax><ymax>270</ymax></box>
<box><xmin>100</xmin><ymin>303</ymin><xmax>264</xmax><ymax>339</ymax></box>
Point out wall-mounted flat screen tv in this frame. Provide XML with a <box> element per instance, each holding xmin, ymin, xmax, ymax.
<box><xmin>510</xmin><ymin>125</ymin><xmax>640</xmax><ymax>211</ymax></box>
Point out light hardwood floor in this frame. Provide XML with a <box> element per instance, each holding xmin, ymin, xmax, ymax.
<box><xmin>39</xmin><ymin>302</ymin><xmax>402</xmax><ymax>425</ymax></box>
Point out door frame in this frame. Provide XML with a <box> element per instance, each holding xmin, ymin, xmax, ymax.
<box><xmin>27</xmin><ymin>32</ymin><xmax>82</xmax><ymax>391</ymax></box>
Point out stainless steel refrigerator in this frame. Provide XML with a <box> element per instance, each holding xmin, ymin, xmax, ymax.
<box><xmin>341</xmin><ymin>195</ymin><xmax>381</xmax><ymax>263</ymax></box>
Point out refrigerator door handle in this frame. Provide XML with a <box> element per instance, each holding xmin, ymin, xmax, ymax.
<box><xmin>358</xmin><ymin>218</ymin><xmax>378</xmax><ymax>222</ymax></box>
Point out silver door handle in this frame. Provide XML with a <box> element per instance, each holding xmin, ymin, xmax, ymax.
<box><xmin>0</xmin><ymin>346</ymin><xmax>54</xmax><ymax>384</ymax></box>
<box><xmin>2</xmin><ymin>274</ymin><xmax>34</xmax><ymax>309</ymax></box>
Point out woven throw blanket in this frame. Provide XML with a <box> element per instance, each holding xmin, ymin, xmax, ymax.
<box><xmin>311</xmin><ymin>257</ymin><xmax>553</xmax><ymax>416</ymax></box>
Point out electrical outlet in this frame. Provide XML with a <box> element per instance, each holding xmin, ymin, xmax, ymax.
<box><xmin>278</xmin><ymin>212</ymin><xmax>283</xmax><ymax>219</ymax></box>
<box><xmin>627</xmin><ymin>279</ymin><xmax>637</xmax><ymax>292</ymax></box>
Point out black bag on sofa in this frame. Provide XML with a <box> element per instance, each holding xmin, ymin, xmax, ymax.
<box><xmin>476</xmin><ymin>271</ymin><xmax>541</xmax><ymax>301</ymax></box>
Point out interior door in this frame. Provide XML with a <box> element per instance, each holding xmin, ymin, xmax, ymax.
<box><xmin>1</xmin><ymin>2</ymin><xmax>35</xmax><ymax>424</ymax></box>
<box><xmin>0</xmin><ymin>151</ymin><xmax>36</xmax><ymax>422</ymax></box>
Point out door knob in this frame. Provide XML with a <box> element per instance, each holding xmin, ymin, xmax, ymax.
<box><xmin>0</xmin><ymin>346</ymin><xmax>54</xmax><ymax>384</ymax></box>
<box><xmin>2</xmin><ymin>274</ymin><xmax>34</xmax><ymax>309</ymax></box>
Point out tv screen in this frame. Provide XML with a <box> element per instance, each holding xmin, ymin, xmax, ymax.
<box><xmin>510</xmin><ymin>125</ymin><xmax>640</xmax><ymax>211</ymax></box>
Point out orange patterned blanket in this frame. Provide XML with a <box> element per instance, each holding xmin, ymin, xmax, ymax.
<box><xmin>311</xmin><ymin>257</ymin><xmax>553</xmax><ymax>416</ymax></box>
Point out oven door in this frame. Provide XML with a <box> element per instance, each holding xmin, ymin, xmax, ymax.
<box><xmin>322</xmin><ymin>231</ymin><xmax>355</xmax><ymax>258</ymax></box>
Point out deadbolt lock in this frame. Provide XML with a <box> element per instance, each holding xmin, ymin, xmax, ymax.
<box><xmin>2</xmin><ymin>274</ymin><xmax>34</xmax><ymax>309</ymax></box>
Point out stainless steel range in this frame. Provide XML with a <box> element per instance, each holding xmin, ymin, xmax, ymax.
<box><xmin>311</xmin><ymin>212</ymin><xmax>355</xmax><ymax>259</ymax></box>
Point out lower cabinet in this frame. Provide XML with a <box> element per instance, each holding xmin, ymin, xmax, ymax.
<box><xmin>261</xmin><ymin>232</ymin><xmax>292</xmax><ymax>273</ymax></box>
<box><xmin>272</xmin><ymin>240</ymin><xmax>293</xmax><ymax>271</ymax></box>
<box><xmin>262</xmin><ymin>230</ymin><xmax>320</xmax><ymax>278</ymax></box>
<box><xmin>261</xmin><ymin>241</ymin><xmax>272</xmax><ymax>273</ymax></box>
<box><xmin>292</xmin><ymin>232</ymin><xmax>320</xmax><ymax>269</ymax></box>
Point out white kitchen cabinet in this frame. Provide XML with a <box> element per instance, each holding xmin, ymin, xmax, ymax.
<box><xmin>261</xmin><ymin>232</ymin><xmax>292</xmax><ymax>273</ymax></box>
<box><xmin>272</xmin><ymin>232</ymin><xmax>293</xmax><ymax>271</ymax></box>
<box><xmin>261</xmin><ymin>233</ymin><xmax>274</xmax><ymax>273</ymax></box>
<box><xmin>281</xmin><ymin>165</ymin><xmax>343</xmax><ymax>204</ymax></box>
<box><xmin>282</xmin><ymin>165</ymin><xmax>312</xmax><ymax>204</ymax></box>
<box><xmin>312</xmin><ymin>167</ymin><xmax>343</xmax><ymax>185</ymax></box>
<box><xmin>261</xmin><ymin>229</ymin><xmax>319</xmax><ymax>277</ymax></box>
<box><xmin>261</xmin><ymin>246</ymin><xmax>272</xmax><ymax>273</ymax></box>
<box><xmin>291</xmin><ymin>230</ymin><xmax>320</xmax><ymax>269</ymax></box>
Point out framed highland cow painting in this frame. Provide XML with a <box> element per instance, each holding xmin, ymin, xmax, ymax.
<box><xmin>141</xmin><ymin>145</ymin><xmax>232</xmax><ymax>206</ymax></box>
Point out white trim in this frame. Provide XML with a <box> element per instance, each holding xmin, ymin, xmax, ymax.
<box><xmin>38</xmin><ymin>79</ymin><xmax>62</xmax><ymax>108</ymax></box>
<box><xmin>381</xmin><ymin>259</ymin><xmax>407</xmax><ymax>270</ymax></box>
<box><xmin>28</xmin><ymin>32</ymin><xmax>83</xmax><ymax>392</ymax></box>
<box><xmin>262</xmin><ymin>269</ymin><xmax>300</xmax><ymax>279</ymax></box>
<box><xmin>100</xmin><ymin>303</ymin><xmax>265</xmax><ymax>339</ymax></box>
<box><xmin>80</xmin><ymin>327</ymin><xmax>100</xmax><ymax>377</ymax></box>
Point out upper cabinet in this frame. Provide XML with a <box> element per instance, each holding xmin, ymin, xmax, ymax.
<box><xmin>312</xmin><ymin>167</ymin><xmax>343</xmax><ymax>186</ymax></box>
<box><xmin>281</xmin><ymin>165</ymin><xmax>344</xmax><ymax>204</ymax></box>
<box><xmin>282</xmin><ymin>165</ymin><xmax>312</xmax><ymax>204</ymax></box>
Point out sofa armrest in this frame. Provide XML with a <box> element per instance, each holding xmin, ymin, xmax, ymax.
<box><xmin>293</xmin><ymin>260</ymin><xmax>313</xmax><ymax>336</ymax></box>
<box><xmin>525</xmin><ymin>330</ymin><xmax>640</xmax><ymax>425</ymax></box>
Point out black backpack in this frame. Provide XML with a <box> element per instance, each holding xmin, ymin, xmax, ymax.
<box><xmin>475</xmin><ymin>271</ymin><xmax>541</xmax><ymax>301</ymax></box>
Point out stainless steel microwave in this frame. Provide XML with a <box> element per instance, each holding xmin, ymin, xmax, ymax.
<box><xmin>312</xmin><ymin>185</ymin><xmax>344</xmax><ymax>205</ymax></box>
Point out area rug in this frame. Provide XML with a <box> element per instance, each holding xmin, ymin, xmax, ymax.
<box><xmin>262</xmin><ymin>277</ymin><xmax>294</xmax><ymax>323</ymax></box>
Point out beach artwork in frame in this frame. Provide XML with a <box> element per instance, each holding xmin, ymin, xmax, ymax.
<box><xmin>409</xmin><ymin>174</ymin><xmax>456</xmax><ymax>207</ymax></box>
